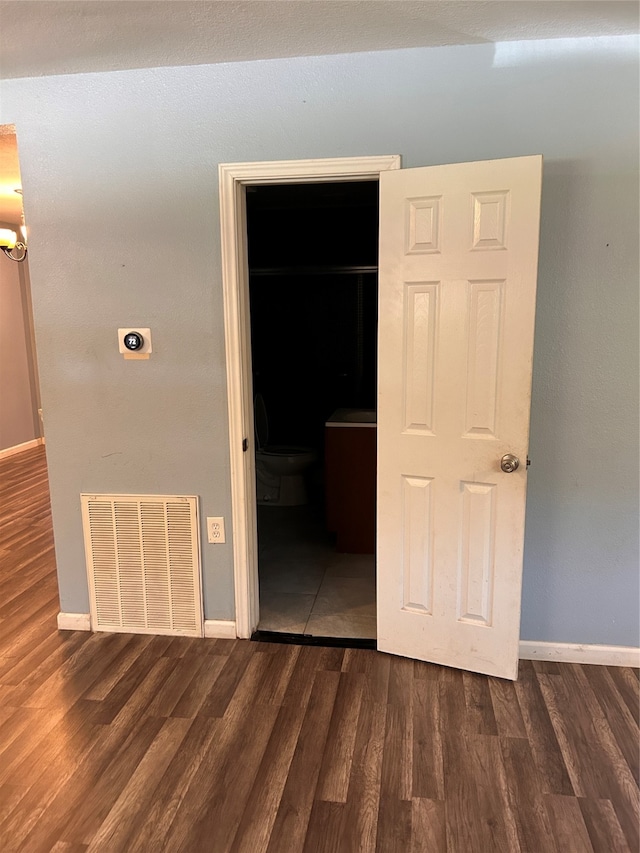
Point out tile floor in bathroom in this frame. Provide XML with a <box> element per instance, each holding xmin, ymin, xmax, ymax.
<box><xmin>256</xmin><ymin>503</ymin><xmax>376</xmax><ymax>639</ymax></box>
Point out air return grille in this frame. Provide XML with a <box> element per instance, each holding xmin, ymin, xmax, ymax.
<box><xmin>81</xmin><ymin>494</ymin><xmax>203</xmax><ymax>637</ymax></box>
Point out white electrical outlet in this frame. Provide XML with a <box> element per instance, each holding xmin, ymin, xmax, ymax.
<box><xmin>207</xmin><ymin>517</ymin><xmax>225</xmax><ymax>544</ymax></box>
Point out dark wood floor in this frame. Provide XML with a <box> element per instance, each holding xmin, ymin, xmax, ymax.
<box><xmin>0</xmin><ymin>446</ymin><xmax>638</xmax><ymax>852</ymax></box>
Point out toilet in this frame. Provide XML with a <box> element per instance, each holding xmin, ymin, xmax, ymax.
<box><xmin>254</xmin><ymin>393</ymin><xmax>317</xmax><ymax>506</ymax></box>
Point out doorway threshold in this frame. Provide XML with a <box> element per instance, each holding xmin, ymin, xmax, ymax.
<box><xmin>251</xmin><ymin>630</ymin><xmax>376</xmax><ymax>650</ymax></box>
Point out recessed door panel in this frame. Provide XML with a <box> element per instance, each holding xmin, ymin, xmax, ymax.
<box><xmin>401</xmin><ymin>475</ymin><xmax>434</xmax><ymax>615</ymax></box>
<box><xmin>464</xmin><ymin>280</ymin><xmax>503</xmax><ymax>438</ymax></box>
<box><xmin>472</xmin><ymin>190</ymin><xmax>509</xmax><ymax>250</ymax></box>
<box><xmin>403</xmin><ymin>282</ymin><xmax>439</xmax><ymax>434</ymax></box>
<box><xmin>458</xmin><ymin>481</ymin><xmax>496</xmax><ymax>626</ymax></box>
<box><xmin>406</xmin><ymin>196</ymin><xmax>442</xmax><ymax>254</ymax></box>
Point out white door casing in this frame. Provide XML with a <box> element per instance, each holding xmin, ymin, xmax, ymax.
<box><xmin>219</xmin><ymin>156</ymin><xmax>401</xmax><ymax>638</ymax></box>
<box><xmin>377</xmin><ymin>156</ymin><xmax>543</xmax><ymax>680</ymax></box>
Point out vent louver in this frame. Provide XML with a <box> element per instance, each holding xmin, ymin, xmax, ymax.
<box><xmin>81</xmin><ymin>494</ymin><xmax>203</xmax><ymax>637</ymax></box>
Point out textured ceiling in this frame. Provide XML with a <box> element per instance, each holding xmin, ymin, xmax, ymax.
<box><xmin>0</xmin><ymin>1</ymin><xmax>637</xmax><ymax>79</ymax></box>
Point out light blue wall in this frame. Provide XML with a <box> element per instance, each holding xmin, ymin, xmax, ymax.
<box><xmin>1</xmin><ymin>37</ymin><xmax>638</xmax><ymax>644</ymax></box>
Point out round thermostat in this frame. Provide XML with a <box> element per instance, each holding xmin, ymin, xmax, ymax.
<box><xmin>123</xmin><ymin>331</ymin><xmax>144</xmax><ymax>351</ymax></box>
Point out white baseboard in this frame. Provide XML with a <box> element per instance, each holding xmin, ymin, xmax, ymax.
<box><xmin>50</xmin><ymin>615</ymin><xmax>637</xmax><ymax>665</ymax></box>
<box><xmin>204</xmin><ymin>619</ymin><xmax>237</xmax><ymax>639</ymax></box>
<box><xmin>519</xmin><ymin>640</ymin><xmax>640</xmax><ymax>668</ymax></box>
<box><xmin>0</xmin><ymin>436</ymin><xmax>45</xmax><ymax>460</ymax></box>
<box><xmin>56</xmin><ymin>614</ymin><xmax>236</xmax><ymax>638</ymax></box>
<box><xmin>57</xmin><ymin>612</ymin><xmax>91</xmax><ymax>631</ymax></box>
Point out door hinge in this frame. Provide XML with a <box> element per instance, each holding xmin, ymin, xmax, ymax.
<box><xmin>242</xmin><ymin>438</ymin><xmax>249</xmax><ymax>452</ymax></box>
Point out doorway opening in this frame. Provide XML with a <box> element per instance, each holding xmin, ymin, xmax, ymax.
<box><xmin>246</xmin><ymin>180</ymin><xmax>379</xmax><ymax>642</ymax></box>
<box><xmin>0</xmin><ymin>125</ymin><xmax>55</xmax><ymax>636</ymax></box>
<box><xmin>219</xmin><ymin>156</ymin><xmax>401</xmax><ymax>640</ymax></box>
<box><xmin>0</xmin><ymin>125</ymin><xmax>42</xmax><ymax>455</ymax></box>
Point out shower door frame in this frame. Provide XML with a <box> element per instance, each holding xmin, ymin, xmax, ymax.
<box><xmin>219</xmin><ymin>155</ymin><xmax>401</xmax><ymax>638</ymax></box>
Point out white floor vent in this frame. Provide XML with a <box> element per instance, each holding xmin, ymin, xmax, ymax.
<box><xmin>81</xmin><ymin>494</ymin><xmax>203</xmax><ymax>637</ymax></box>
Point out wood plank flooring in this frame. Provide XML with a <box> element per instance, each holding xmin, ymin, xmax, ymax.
<box><xmin>0</xmin><ymin>446</ymin><xmax>638</xmax><ymax>852</ymax></box>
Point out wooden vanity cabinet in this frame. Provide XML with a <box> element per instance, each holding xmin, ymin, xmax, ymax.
<box><xmin>325</xmin><ymin>424</ymin><xmax>376</xmax><ymax>554</ymax></box>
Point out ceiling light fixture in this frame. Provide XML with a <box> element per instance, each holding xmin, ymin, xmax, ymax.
<box><xmin>0</xmin><ymin>228</ymin><xmax>27</xmax><ymax>262</ymax></box>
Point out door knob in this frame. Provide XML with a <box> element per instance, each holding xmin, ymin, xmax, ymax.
<box><xmin>500</xmin><ymin>454</ymin><xmax>520</xmax><ymax>473</ymax></box>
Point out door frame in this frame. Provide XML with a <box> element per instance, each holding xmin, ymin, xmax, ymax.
<box><xmin>219</xmin><ymin>155</ymin><xmax>401</xmax><ymax>638</ymax></box>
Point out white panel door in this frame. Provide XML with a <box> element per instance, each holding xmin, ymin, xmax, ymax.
<box><xmin>377</xmin><ymin>155</ymin><xmax>542</xmax><ymax>680</ymax></box>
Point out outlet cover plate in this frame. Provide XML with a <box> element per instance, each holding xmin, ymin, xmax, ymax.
<box><xmin>207</xmin><ymin>517</ymin><xmax>225</xmax><ymax>544</ymax></box>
